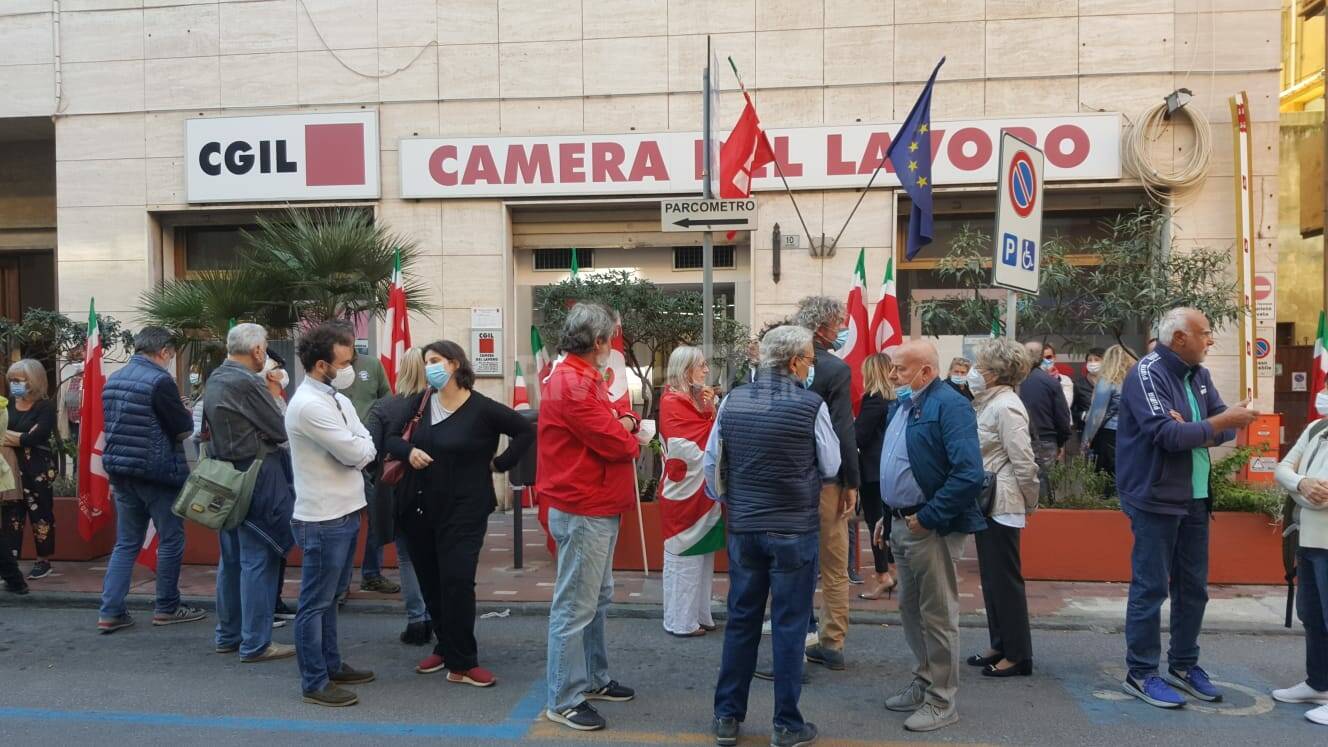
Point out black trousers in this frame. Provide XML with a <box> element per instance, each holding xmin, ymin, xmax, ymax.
<box><xmin>403</xmin><ymin>515</ymin><xmax>487</xmax><ymax>671</ymax></box>
<box><xmin>859</xmin><ymin>482</ymin><xmax>894</xmax><ymax>574</ymax></box>
<box><xmin>975</xmin><ymin>521</ymin><xmax>1032</xmax><ymax>663</ymax></box>
<box><xmin>1</xmin><ymin>449</ymin><xmax>56</xmax><ymax>559</ymax></box>
<box><xmin>0</xmin><ymin>520</ymin><xmax>24</xmax><ymax>589</ymax></box>
<box><xmin>1091</xmin><ymin>428</ymin><xmax>1118</xmax><ymax>483</ymax></box>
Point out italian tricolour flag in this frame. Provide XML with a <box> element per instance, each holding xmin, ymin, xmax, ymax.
<box><xmin>377</xmin><ymin>249</ymin><xmax>411</xmax><ymax>394</ymax></box>
<box><xmin>1313</xmin><ymin>311</ymin><xmax>1328</xmax><ymax>422</ymax></box>
<box><xmin>76</xmin><ymin>300</ymin><xmax>110</xmax><ymax>542</ymax></box>
<box><xmin>869</xmin><ymin>255</ymin><xmax>903</xmax><ymax>353</ymax></box>
<box><xmin>512</xmin><ymin>361</ymin><xmax>530</xmax><ymax>410</ymax></box>
<box><xmin>834</xmin><ymin>249</ymin><xmax>872</xmax><ymax>415</ymax></box>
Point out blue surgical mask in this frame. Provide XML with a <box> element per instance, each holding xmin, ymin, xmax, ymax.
<box><xmin>895</xmin><ymin>385</ymin><xmax>912</xmax><ymax>400</ymax></box>
<box><xmin>830</xmin><ymin>329</ymin><xmax>849</xmax><ymax>352</ymax></box>
<box><xmin>804</xmin><ymin>365</ymin><xmax>816</xmax><ymax>389</ymax></box>
<box><xmin>425</xmin><ymin>362</ymin><xmax>451</xmax><ymax>389</ymax></box>
<box><xmin>1040</xmin><ymin>358</ymin><xmax>1055</xmax><ymax>371</ymax></box>
<box><xmin>9</xmin><ymin>382</ymin><xmax>27</xmax><ymax>398</ymax></box>
<box><xmin>950</xmin><ymin>375</ymin><xmax>966</xmax><ymax>387</ymax></box>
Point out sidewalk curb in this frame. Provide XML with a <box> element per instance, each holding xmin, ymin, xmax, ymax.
<box><xmin>2</xmin><ymin>591</ymin><xmax>1300</xmax><ymax>637</ymax></box>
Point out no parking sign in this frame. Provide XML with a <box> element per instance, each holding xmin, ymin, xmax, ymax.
<box><xmin>992</xmin><ymin>133</ymin><xmax>1044</xmax><ymax>295</ymax></box>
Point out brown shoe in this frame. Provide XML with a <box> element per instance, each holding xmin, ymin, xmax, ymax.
<box><xmin>302</xmin><ymin>684</ymin><xmax>358</xmax><ymax>707</ymax></box>
<box><xmin>242</xmin><ymin>642</ymin><xmax>296</xmax><ymax>663</ymax></box>
<box><xmin>330</xmin><ymin>663</ymin><xmax>376</xmax><ymax>685</ymax></box>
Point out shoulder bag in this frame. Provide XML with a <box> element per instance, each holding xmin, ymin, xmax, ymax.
<box><xmin>380</xmin><ymin>390</ymin><xmax>433</xmax><ymax>487</ymax></box>
<box><xmin>171</xmin><ymin>430</ymin><xmax>271</xmax><ymax>532</ymax></box>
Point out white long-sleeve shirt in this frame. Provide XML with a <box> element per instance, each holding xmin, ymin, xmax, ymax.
<box><xmin>1275</xmin><ymin>422</ymin><xmax>1328</xmax><ymax>551</ymax></box>
<box><xmin>286</xmin><ymin>378</ymin><xmax>375</xmax><ymax>522</ymax></box>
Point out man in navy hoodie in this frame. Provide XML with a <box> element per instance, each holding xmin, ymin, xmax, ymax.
<box><xmin>1117</xmin><ymin>308</ymin><xmax>1258</xmax><ymax>709</ymax></box>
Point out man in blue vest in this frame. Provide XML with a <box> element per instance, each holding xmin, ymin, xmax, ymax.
<box><xmin>705</xmin><ymin>325</ymin><xmax>841</xmax><ymax>747</ymax></box>
<box><xmin>1117</xmin><ymin>307</ymin><xmax>1259</xmax><ymax>709</ymax></box>
<box><xmin>98</xmin><ymin>327</ymin><xmax>205</xmax><ymax>634</ymax></box>
<box><xmin>879</xmin><ymin>339</ymin><xmax>986</xmax><ymax>733</ymax></box>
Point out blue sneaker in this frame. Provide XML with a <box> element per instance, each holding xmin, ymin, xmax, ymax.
<box><xmin>1166</xmin><ymin>665</ymin><xmax>1222</xmax><ymax>703</ymax></box>
<box><xmin>1123</xmin><ymin>674</ymin><xmax>1186</xmax><ymax>709</ymax></box>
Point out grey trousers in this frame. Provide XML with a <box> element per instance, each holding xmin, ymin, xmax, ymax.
<box><xmin>1032</xmin><ymin>439</ymin><xmax>1059</xmax><ymax>503</ymax></box>
<box><xmin>891</xmin><ymin>519</ymin><xmax>965</xmax><ymax>712</ymax></box>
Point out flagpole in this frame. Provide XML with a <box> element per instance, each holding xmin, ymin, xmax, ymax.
<box><xmin>702</xmin><ymin>37</ymin><xmax>715</xmax><ymax>366</ymax></box>
<box><xmin>727</xmin><ymin>57</ymin><xmax>816</xmax><ymax>253</ymax></box>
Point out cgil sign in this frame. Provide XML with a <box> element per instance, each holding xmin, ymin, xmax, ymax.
<box><xmin>186</xmin><ymin>112</ymin><xmax>380</xmax><ymax>203</ymax></box>
<box><xmin>399</xmin><ymin>113</ymin><xmax>1120</xmax><ymax>199</ymax></box>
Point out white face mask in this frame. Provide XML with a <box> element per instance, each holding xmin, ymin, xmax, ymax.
<box><xmin>275</xmin><ymin>369</ymin><xmax>290</xmax><ymax>390</ymax></box>
<box><xmin>330</xmin><ymin>363</ymin><xmax>355</xmax><ymax>390</ymax></box>
<box><xmin>1317</xmin><ymin>391</ymin><xmax>1328</xmax><ymax>417</ymax></box>
<box><xmin>1086</xmin><ymin>361</ymin><xmax>1102</xmax><ymax>375</ymax></box>
<box><xmin>966</xmin><ymin>368</ymin><xmax>987</xmax><ymax>394</ymax></box>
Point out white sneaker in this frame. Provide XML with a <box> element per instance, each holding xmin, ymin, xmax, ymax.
<box><xmin>805</xmin><ymin>631</ymin><xmax>819</xmax><ymax>647</ymax></box>
<box><xmin>1272</xmin><ymin>681</ymin><xmax>1328</xmax><ymax>705</ymax></box>
<box><xmin>761</xmin><ymin>620</ymin><xmax>772</xmax><ymax>635</ymax></box>
<box><xmin>1308</xmin><ymin>704</ymin><xmax>1328</xmax><ymax>726</ymax></box>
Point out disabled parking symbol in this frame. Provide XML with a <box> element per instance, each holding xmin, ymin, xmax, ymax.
<box><xmin>1021</xmin><ymin>239</ymin><xmax>1036</xmax><ymax>270</ymax></box>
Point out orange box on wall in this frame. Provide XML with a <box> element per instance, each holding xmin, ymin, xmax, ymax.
<box><xmin>1238</xmin><ymin>413</ymin><xmax>1281</xmax><ymax>484</ymax></box>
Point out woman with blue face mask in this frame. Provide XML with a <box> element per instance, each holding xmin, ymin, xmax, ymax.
<box><xmin>2</xmin><ymin>359</ymin><xmax>58</xmax><ymax>581</ymax></box>
<box><xmin>384</xmin><ymin>340</ymin><xmax>535</xmax><ymax>689</ymax></box>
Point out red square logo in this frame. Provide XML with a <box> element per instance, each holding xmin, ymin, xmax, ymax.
<box><xmin>478</xmin><ymin>334</ymin><xmax>495</xmax><ymax>355</ymax></box>
<box><xmin>304</xmin><ymin>123</ymin><xmax>365</xmax><ymax>186</ymax></box>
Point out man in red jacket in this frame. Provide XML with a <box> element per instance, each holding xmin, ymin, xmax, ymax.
<box><xmin>538</xmin><ymin>302</ymin><xmax>642</xmax><ymax>733</ymax></box>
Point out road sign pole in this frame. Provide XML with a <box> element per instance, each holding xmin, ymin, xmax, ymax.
<box><xmin>1005</xmin><ymin>289</ymin><xmax>1017</xmax><ymax>341</ymax></box>
<box><xmin>702</xmin><ymin>37</ymin><xmax>714</xmax><ymax>368</ymax></box>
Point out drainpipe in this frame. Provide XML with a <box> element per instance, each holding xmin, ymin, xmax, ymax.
<box><xmin>52</xmin><ymin>0</ymin><xmax>63</xmax><ymax>116</ymax></box>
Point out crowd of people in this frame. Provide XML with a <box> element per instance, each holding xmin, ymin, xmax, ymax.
<box><xmin>5</xmin><ymin>299</ymin><xmax>1328</xmax><ymax>741</ymax></box>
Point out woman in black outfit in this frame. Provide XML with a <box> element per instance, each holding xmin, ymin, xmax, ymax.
<box><xmin>3</xmin><ymin>359</ymin><xmax>58</xmax><ymax>580</ymax></box>
<box><xmin>855</xmin><ymin>352</ymin><xmax>899</xmax><ymax>600</ymax></box>
<box><xmin>386</xmin><ymin>340</ymin><xmax>534</xmax><ymax>688</ymax></box>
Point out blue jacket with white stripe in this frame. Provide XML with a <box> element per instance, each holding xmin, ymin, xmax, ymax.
<box><xmin>1116</xmin><ymin>344</ymin><xmax>1235</xmax><ymax>516</ymax></box>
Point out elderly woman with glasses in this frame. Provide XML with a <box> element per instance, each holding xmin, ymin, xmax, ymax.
<box><xmin>966</xmin><ymin>338</ymin><xmax>1041</xmax><ymax>678</ymax></box>
<box><xmin>658</xmin><ymin>345</ymin><xmax>725</xmax><ymax>637</ymax></box>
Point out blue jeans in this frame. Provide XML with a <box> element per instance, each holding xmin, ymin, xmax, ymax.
<box><xmin>545</xmin><ymin>508</ymin><xmax>619</xmax><ymax>713</ymax></box>
<box><xmin>1124</xmin><ymin>500</ymin><xmax>1209</xmax><ymax>679</ymax></box>
<box><xmin>1298</xmin><ymin>547</ymin><xmax>1328</xmax><ymax>691</ymax></box>
<box><xmin>99</xmin><ymin>478</ymin><xmax>187</xmax><ymax>618</ymax></box>
<box><xmin>394</xmin><ymin>533</ymin><xmax>428</xmax><ymax>624</ymax></box>
<box><xmin>715</xmin><ymin>530</ymin><xmax>818</xmax><ymax>732</ymax></box>
<box><xmin>292</xmin><ymin>513</ymin><xmax>360</xmax><ymax>694</ymax></box>
<box><xmin>215</xmin><ymin>524</ymin><xmax>282</xmax><ymax>658</ymax></box>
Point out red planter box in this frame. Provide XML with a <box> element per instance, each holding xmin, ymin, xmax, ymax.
<box><xmin>613</xmin><ymin>500</ymin><xmax>728</xmax><ymax>573</ymax></box>
<box><xmin>17</xmin><ymin>496</ymin><xmax>116</xmax><ymax>561</ymax></box>
<box><xmin>1022</xmin><ymin>508</ymin><xmax>1285</xmax><ymax>585</ymax></box>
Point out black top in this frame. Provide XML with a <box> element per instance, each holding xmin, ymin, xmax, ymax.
<box><xmin>8</xmin><ymin>399</ymin><xmax>56</xmax><ymax>451</ymax></box>
<box><xmin>810</xmin><ymin>345</ymin><xmax>860</xmax><ymax>488</ymax></box>
<box><xmin>854</xmin><ymin>393</ymin><xmax>897</xmax><ymax>484</ymax></box>
<box><xmin>1071</xmin><ymin>374</ymin><xmax>1095</xmax><ymax>431</ymax></box>
<box><xmin>947</xmin><ymin>379</ymin><xmax>974</xmax><ymax>401</ymax></box>
<box><xmin>386</xmin><ymin>390</ymin><xmax>534</xmax><ymax>525</ymax></box>
<box><xmin>1018</xmin><ymin>366</ymin><xmax>1072</xmax><ymax>446</ymax></box>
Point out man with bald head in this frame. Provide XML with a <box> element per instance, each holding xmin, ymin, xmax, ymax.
<box><xmin>1018</xmin><ymin>340</ymin><xmax>1072</xmax><ymax>503</ymax></box>
<box><xmin>1117</xmin><ymin>307</ymin><xmax>1259</xmax><ymax>710</ymax></box>
<box><xmin>875</xmin><ymin>340</ymin><xmax>986</xmax><ymax>732</ymax></box>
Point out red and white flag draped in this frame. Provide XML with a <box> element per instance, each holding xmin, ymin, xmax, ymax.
<box><xmin>834</xmin><ymin>249</ymin><xmax>872</xmax><ymax>416</ymax></box>
<box><xmin>377</xmin><ymin>249</ymin><xmax>411</xmax><ymax>394</ymax></box>
<box><xmin>719</xmin><ymin>93</ymin><xmax>776</xmax><ymax>199</ymax></box>
<box><xmin>657</xmin><ymin>391</ymin><xmax>725</xmax><ymax>557</ymax></box>
<box><xmin>77</xmin><ymin>300</ymin><xmax>111</xmax><ymax>542</ymax></box>
<box><xmin>869</xmin><ymin>255</ymin><xmax>903</xmax><ymax>354</ymax></box>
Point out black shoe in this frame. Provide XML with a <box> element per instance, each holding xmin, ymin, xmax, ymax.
<box><xmin>982</xmin><ymin>660</ymin><xmax>1033</xmax><ymax>678</ymax></box>
<box><xmin>848</xmin><ymin>569</ymin><xmax>864</xmax><ymax>585</ymax></box>
<box><xmin>545</xmin><ymin>702</ymin><xmax>605</xmax><ymax>731</ymax></box>
<box><xmin>400</xmin><ymin>621</ymin><xmax>432</xmax><ymax>645</ymax></box>
<box><xmin>713</xmin><ymin>716</ymin><xmax>740</xmax><ymax>746</ymax></box>
<box><xmin>804</xmin><ymin>643</ymin><xmax>846</xmax><ymax>671</ymax></box>
<box><xmin>4</xmin><ymin>582</ymin><xmax>29</xmax><ymax>595</ymax></box>
<box><xmin>754</xmin><ymin>668</ymin><xmax>812</xmax><ymax>685</ymax></box>
<box><xmin>585</xmin><ymin>680</ymin><xmax>634</xmax><ymax>702</ymax></box>
<box><xmin>27</xmin><ymin>561</ymin><xmax>51</xmax><ymax>580</ymax></box>
<box><xmin>772</xmin><ymin>721</ymin><xmax>818</xmax><ymax>747</ymax></box>
<box><xmin>966</xmin><ymin>652</ymin><xmax>1002</xmax><ymax>667</ymax></box>
<box><xmin>274</xmin><ymin>601</ymin><xmax>296</xmax><ymax>621</ymax></box>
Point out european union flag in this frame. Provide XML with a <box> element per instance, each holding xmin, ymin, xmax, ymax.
<box><xmin>886</xmin><ymin>57</ymin><xmax>945</xmax><ymax>260</ymax></box>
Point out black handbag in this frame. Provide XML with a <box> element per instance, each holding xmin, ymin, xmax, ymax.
<box><xmin>978</xmin><ymin>470</ymin><xmax>998</xmax><ymax>517</ymax></box>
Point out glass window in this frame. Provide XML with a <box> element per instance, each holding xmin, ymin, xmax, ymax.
<box><xmin>179</xmin><ymin>226</ymin><xmax>257</xmax><ymax>275</ymax></box>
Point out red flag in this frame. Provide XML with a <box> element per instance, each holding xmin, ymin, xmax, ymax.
<box><xmin>77</xmin><ymin>300</ymin><xmax>111</xmax><ymax>542</ymax></box>
<box><xmin>377</xmin><ymin>249</ymin><xmax>411</xmax><ymax>394</ymax></box>
<box><xmin>513</xmin><ymin>361</ymin><xmax>530</xmax><ymax>411</ymax></box>
<box><xmin>869</xmin><ymin>255</ymin><xmax>903</xmax><ymax>354</ymax></box>
<box><xmin>605</xmin><ymin>325</ymin><xmax>631</xmax><ymax>410</ymax></box>
<box><xmin>719</xmin><ymin>93</ymin><xmax>776</xmax><ymax>198</ymax></box>
<box><xmin>834</xmin><ymin>249</ymin><xmax>872</xmax><ymax>416</ymax></box>
<box><xmin>137</xmin><ymin>521</ymin><xmax>159</xmax><ymax>572</ymax></box>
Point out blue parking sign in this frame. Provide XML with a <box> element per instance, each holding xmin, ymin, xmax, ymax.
<box><xmin>1001</xmin><ymin>233</ymin><xmax>1018</xmax><ymax>267</ymax></box>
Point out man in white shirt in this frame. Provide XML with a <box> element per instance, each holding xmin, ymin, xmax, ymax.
<box><xmin>286</xmin><ymin>323</ymin><xmax>378</xmax><ymax>707</ymax></box>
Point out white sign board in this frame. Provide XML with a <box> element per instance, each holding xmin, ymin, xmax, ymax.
<box><xmin>470</xmin><ymin>307</ymin><xmax>502</xmax><ymax>329</ymax></box>
<box><xmin>399</xmin><ymin>114</ymin><xmax>1121</xmax><ymax>198</ymax></box>
<box><xmin>992</xmin><ymin>134</ymin><xmax>1045</xmax><ymax>295</ymax></box>
<box><xmin>661</xmin><ymin>199</ymin><xmax>756</xmax><ymax>232</ymax></box>
<box><xmin>186</xmin><ymin>112</ymin><xmax>380</xmax><ymax>203</ymax></box>
<box><xmin>1293</xmin><ymin>371</ymin><xmax>1308</xmax><ymax>391</ymax></box>
<box><xmin>1254</xmin><ymin>272</ymin><xmax>1275</xmax><ymax>326</ymax></box>
<box><xmin>470</xmin><ymin>329</ymin><xmax>503</xmax><ymax>377</ymax></box>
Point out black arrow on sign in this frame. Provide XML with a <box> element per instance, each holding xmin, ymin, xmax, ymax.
<box><xmin>673</xmin><ymin>217</ymin><xmax>748</xmax><ymax>228</ymax></box>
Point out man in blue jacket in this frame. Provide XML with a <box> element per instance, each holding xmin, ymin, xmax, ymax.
<box><xmin>877</xmin><ymin>340</ymin><xmax>986</xmax><ymax>733</ymax></box>
<box><xmin>1117</xmin><ymin>308</ymin><xmax>1258</xmax><ymax>709</ymax></box>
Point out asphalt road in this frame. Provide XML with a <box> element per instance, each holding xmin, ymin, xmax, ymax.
<box><xmin>0</xmin><ymin>604</ymin><xmax>1320</xmax><ymax>746</ymax></box>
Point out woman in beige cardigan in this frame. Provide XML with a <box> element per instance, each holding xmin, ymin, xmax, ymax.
<box><xmin>965</xmin><ymin>338</ymin><xmax>1040</xmax><ymax>678</ymax></box>
<box><xmin>0</xmin><ymin>393</ymin><xmax>29</xmax><ymax>594</ymax></box>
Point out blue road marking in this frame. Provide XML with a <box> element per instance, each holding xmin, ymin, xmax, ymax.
<box><xmin>0</xmin><ymin>680</ymin><xmax>546</xmax><ymax>740</ymax></box>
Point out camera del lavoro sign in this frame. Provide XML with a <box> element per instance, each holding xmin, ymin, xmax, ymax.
<box><xmin>399</xmin><ymin>113</ymin><xmax>1120</xmax><ymax>199</ymax></box>
<box><xmin>186</xmin><ymin>112</ymin><xmax>380</xmax><ymax>203</ymax></box>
